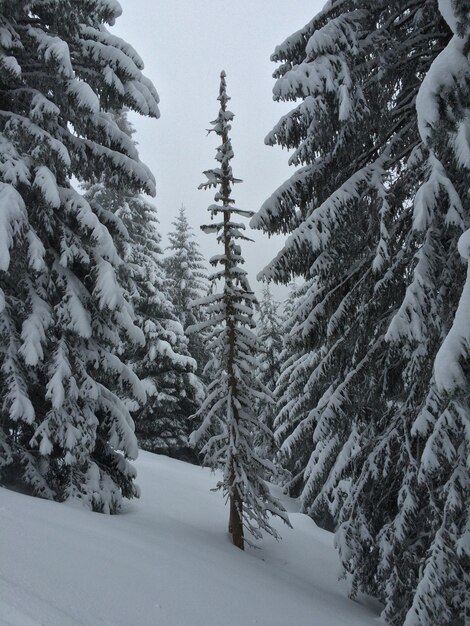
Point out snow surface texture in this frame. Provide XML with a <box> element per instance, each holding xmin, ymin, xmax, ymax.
<box><xmin>0</xmin><ymin>451</ymin><xmax>381</xmax><ymax>626</ymax></box>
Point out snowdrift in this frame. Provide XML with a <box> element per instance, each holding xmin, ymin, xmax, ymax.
<box><xmin>0</xmin><ymin>451</ymin><xmax>381</xmax><ymax>625</ymax></box>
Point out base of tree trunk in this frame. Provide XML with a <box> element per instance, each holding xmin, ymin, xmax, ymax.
<box><xmin>229</xmin><ymin>493</ymin><xmax>244</xmax><ymax>550</ymax></box>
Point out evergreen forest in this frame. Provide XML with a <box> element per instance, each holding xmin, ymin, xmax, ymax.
<box><xmin>0</xmin><ymin>2</ymin><xmax>468</xmax><ymax>625</ymax></box>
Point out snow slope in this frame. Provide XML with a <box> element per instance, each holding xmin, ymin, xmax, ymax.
<box><xmin>0</xmin><ymin>452</ymin><xmax>381</xmax><ymax>626</ymax></box>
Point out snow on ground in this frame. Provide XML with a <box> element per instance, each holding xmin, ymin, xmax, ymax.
<box><xmin>0</xmin><ymin>451</ymin><xmax>382</xmax><ymax>626</ymax></box>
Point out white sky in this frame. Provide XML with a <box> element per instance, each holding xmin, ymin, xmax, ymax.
<box><xmin>113</xmin><ymin>0</ymin><xmax>324</xmax><ymax>300</ymax></box>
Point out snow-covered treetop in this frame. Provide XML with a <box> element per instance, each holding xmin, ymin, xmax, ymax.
<box><xmin>165</xmin><ymin>205</ymin><xmax>208</xmax><ymax>326</ymax></box>
<box><xmin>191</xmin><ymin>71</ymin><xmax>257</xmax><ymax>324</ymax></box>
<box><xmin>198</xmin><ymin>71</ymin><xmax>248</xmax><ymax>219</ymax></box>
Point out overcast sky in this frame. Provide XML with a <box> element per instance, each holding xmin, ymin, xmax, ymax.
<box><xmin>113</xmin><ymin>0</ymin><xmax>324</xmax><ymax>300</ymax></box>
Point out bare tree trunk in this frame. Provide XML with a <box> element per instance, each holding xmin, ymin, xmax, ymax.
<box><xmin>229</xmin><ymin>468</ymin><xmax>244</xmax><ymax>550</ymax></box>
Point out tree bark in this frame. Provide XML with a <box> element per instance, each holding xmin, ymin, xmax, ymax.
<box><xmin>229</xmin><ymin>472</ymin><xmax>244</xmax><ymax>550</ymax></box>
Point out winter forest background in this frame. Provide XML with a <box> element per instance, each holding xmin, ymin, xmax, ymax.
<box><xmin>0</xmin><ymin>1</ymin><xmax>469</xmax><ymax>626</ymax></box>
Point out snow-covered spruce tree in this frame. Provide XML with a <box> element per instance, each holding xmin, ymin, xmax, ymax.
<box><xmin>84</xmin><ymin>111</ymin><xmax>200</xmax><ymax>461</ymax></box>
<box><xmin>335</xmin><ymin>3</ymin><xmax>470</xmax><ymax>624</ymax></box>
<box><xmin>164</xmin><ymin>205</ymin><xmax>210</xmax><ymax>378</ymax></box>
<box><xmin>125</xmin><ymin>199</ymin><xmax>201</xmax><ymax>461</ymax></box>
<box><xmin>396</xmin><ymin>4</ymin><xmax>469</xmax><ymax>624</ymax></box>
<box><xmin>190</xmin><ymin>71</ymin><xmax>289</xmax><ymax>550</ymax></box>
<box><xmin>0</xmin><ymin>1</ymin><xmax>159</xmax><ymax>511</ymax></box>
<box><xmin>251</xmin><ymin>0</ymin><xmax>435</xmax><ymax>528</ymax></box>
<box><xmin>252</xmin><ymin>0</ymin><xmax>468</xmax><ymax>621</ymax></box>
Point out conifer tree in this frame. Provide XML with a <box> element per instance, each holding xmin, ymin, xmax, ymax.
<box><xmin>251</xmin><ymin>0</ymin><xmax>423</xmax><ymax>526</ymax></box>
<box><xmin>122</xmin><ymin>197</ymin><xmax>199</xmax><ymax>460</ymax></box>
<box><xmin>0</xmin><ymin>0</ymin><xmax>159</xmax><ymax>511</ymax></box>
<box><xmin>190</xmin><ymin>72</ymin><xmax>289</xmax><ymax>550</ymax></box>
<box><xmin>397</xmin><ymin>4</ymin><xmax>469</xmax><ymax>623</ymax></box>
<box><xmin>165</xmin><ymin>205</ymin><xmax>209</xmax><ymax>376</ymax></box>
<box><xmin>84</xmin><ymin>112</ymin><xmax>199</xmax><ymax>461</ymax></box>
<box><xmin>252</xmin><ymin>0</ymin><xmax>468</xmax><ymax>622</ymax></box>
<box><xmin>335</xmin><ymin>4</ymin><xmax>470</xmax><ymax>624</ymax></box>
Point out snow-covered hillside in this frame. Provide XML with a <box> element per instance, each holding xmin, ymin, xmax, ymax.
<box><xmin>1</xmin><ymin>452</ymin><xmax>381</xmax><ymax>626</ymax></box>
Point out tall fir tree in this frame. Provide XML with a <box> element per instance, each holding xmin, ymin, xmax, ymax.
<box><xmin>190</xmin><ymin>71</ymin><xmax>289</xmax><ymax>550</ymax></box>
<box><xmin>0</xmin><ymin>0</ymin><xmax>159</xmax><ymax>511</ymax></box>
<box><xmin>164</xmin><ymin>205</ymin><xmax>210</xmax><ymax>378</ymax></box>
<box><xmin>84</xmin><ymin>111</ymin><xmax>200</xmax><ymax>461</ymax></box>
<box><xmin>336</xmin><ymin>3</ymin><xmax>470</xmax><ymax>624</ymax></box>
<box><xmin>252</xmin><ymin>0</ymin><xmax>419</xmax><ymax>528</ymax></box>
<box><xmin>394</xmin><ymin>3</ymin><xmax>469</xmax><ymax>623</ymax></box>
<box><xmin>252</xmin><ymin>0</ymin><xmax>468</xmax><ymax>623</ymax></box>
